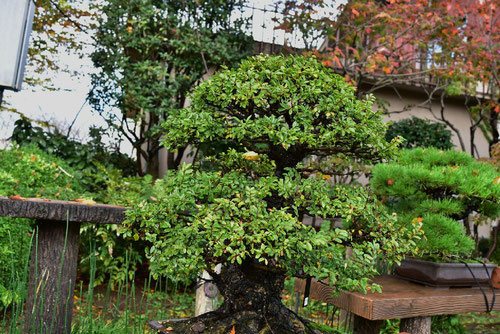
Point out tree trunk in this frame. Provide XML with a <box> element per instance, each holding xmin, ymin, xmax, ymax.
<box><xmin>486</xmin><ymin>225</ymin><xmax>498</xmax><ymax>259</ymax></box>
<box><xmin>153</xmin><ymin>263</ymin><xmax>319</xmax><ymax>333</ymax></box>
<box><xmin>145</xmin><ymin>111</ymin><xmax>161</xmax><ymax>179</ymax></box>
<box><xmin>490</xmin><ymin>106</ymin><xmax>499</xmax><ymax>152</ymax></box>
<box><xmin>146</xmin><ymin>151</ymin><xmax>160</xmax><ymax>179</ymax></box>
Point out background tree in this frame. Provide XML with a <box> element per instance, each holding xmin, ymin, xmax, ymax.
<box><xmin>279</xmin><ymin>0</ymin><xmax>499</xmax><ymax>156</ymax></box>
<box><xmin>126</xmin><ymin>55</ymin><xmax>421</xmax><ymax>333</ymax></box>
<box><xmin>28</xmin><ymin>0</ymin><xmax>93</xmax><ymax>89</ymax></box>
<box><xmin>90</xmin><ymin>0</ymin><xmax>253</xmax><ymax>178</ymax></box>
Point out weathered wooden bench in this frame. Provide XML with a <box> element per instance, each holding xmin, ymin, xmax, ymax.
<box><xmin>295</xmin><ymin>275</ymin><xmax>499</xmax><ymax>334</ymax></box>
<box><xmin>0</xmin><ymin>196</ymin><xmax>125</xmax><ymax>334</ymax></box>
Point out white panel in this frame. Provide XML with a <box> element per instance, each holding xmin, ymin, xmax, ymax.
<box><xmin>0</xmin><ymin>0</ymin><xmax>34</xmax><ymax>90</ymax></box>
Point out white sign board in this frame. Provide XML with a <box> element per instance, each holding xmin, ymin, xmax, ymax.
<box><xmin>0</xmin><ymin>0</ymin><xmax>35</xmax><ymax>91</ymax></box>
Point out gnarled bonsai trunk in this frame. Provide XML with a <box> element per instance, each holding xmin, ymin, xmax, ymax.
<box><xmin>153</xmin><ymin>263</ymin><xmax>317</xmax><ymax>334</ymax></box>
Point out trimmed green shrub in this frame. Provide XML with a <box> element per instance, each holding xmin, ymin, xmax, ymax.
<box><xmin>386</xmin><ymin>117</ymin><xmax>453</xmax><ymax>150</ymax></box>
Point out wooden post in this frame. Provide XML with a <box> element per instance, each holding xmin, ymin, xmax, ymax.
<box><xmin>352</xmin><ymin>315</ymin><xmax>383</xmax><ymax>334</ymax></box>
<box><xmin>24</xmin><ymin>220</ymin><xmax>80</xmax><ymax>334</ymax></box>
<box><xmin>400</xmin><ymin>316</ymin><xmax>431</xmax><ymax>334</ymax></box>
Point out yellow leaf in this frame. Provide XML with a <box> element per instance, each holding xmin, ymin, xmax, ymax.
<box><xmin>242</xmin><ymin>151</ymin><xmax>259</xmax><ymax>161</ymax></box>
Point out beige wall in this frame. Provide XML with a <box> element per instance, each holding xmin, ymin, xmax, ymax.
<box><xmin>372</xmin><ymin>86</ymin><xmax>491</xmax><ymax>158</ymax></box>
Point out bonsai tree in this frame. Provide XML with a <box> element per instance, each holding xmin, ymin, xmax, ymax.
<box><xmin>371</xmin><ymin>148</ymin><xmax>500</xmax><ymax>260</ymax></box>
<box><xmin>126</xmin><ymin>55</ymin><xmax>421</xmax><ymax>333</ymax></box>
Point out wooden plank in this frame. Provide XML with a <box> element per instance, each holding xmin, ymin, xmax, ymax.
<box><xmin>295</xmin><ymin>275</ymin><xmax>500</xmax><ymax>320</ymax></box>
<box><xmin>24</xmin><ymin>220</ymin><xmax>80</xmax><ymax>334</ymax></box>
<box><xmin>0</xmin><ymin>196</ymin><xmax>125</xmax><ymax>224</ymax></box>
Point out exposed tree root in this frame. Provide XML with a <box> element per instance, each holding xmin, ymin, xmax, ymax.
<box><xmin>150</xmin><ymin>307</ymin><xmax>322</xmax><ymax>334</ymax></box>
<box><xmin>149</xmin><ymin>263</ymin><xmax>325</xmax><ymax>333</ymax></box>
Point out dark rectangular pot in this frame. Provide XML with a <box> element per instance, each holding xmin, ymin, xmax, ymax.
<box><xmin>396</xmin><ymin>258</ymin><xmax>497</xmax><ymax>287</ymax></box>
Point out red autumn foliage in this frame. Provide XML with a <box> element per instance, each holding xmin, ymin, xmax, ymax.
<box><xmin>280</xmin><ymin>0</ymin><xmax>499</xmax><ymax>152</ymax></box>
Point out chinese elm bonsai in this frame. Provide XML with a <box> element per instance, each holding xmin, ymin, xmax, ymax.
<box><xmin>125</xmin><ymin>55</ymin><xmax>421</xmax><ymax>333</ymax></box>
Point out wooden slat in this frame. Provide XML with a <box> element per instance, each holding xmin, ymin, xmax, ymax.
<box><xmin>0</xmin><ymin>196</ymin><xmax>126</xmax><ymax>224</ymax></box>
<box><xmin>295</xmin><ymin>275</ymin><xmax>500</xmax><ymax>320</ymax></box>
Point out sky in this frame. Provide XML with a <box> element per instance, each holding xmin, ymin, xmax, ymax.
<box><xmin>0</xmin><ymin>52</ymin><xmax>102</xmax><ymax>146</ymax></box>
<box><xmin>0</xmin><ymin>0</ymin><xmax>344</xmax><ymax>151</ymax></box>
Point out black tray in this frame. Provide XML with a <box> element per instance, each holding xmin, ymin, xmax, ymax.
<box><xmin>396</xmin><ymin>258</ymin><xmax>496</xmax><ymax>287</ymax></box>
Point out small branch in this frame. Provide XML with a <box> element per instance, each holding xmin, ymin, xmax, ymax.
<box><xmin>439</xmin><ymin>93</ymin><xmax>466</xmax><ymax>151</ymax></box>
<box><xmin>200</xmin><ymin>52</ymin><xmax>210</xmax><ymax>74</ymax></box>
<box><xmin>66</xmin><ymin>95</ymin><xmax>89</xmax><ymax>137</ymax></box>
<box><xmin>57</xmin><ymin>166</ymin><xmax>73</xmax><ymax>178</ymax></box>
<box><xmin>48</xmin><ymin>0</ymin><xmax>91</xmax><ymax>33</ymax></box>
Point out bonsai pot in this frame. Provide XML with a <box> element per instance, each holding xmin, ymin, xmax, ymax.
<box><xmin>396</xmin><ymin>258</ymin><xmax>496</xmax><ymax>287</ymax></box>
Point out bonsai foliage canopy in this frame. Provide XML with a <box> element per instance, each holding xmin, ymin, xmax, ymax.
<box><xmin>371</xmin><ymin>148</ymin><xmax>500</xmax><ymax>259</ymax></box>
<box><xmin>162</xmin><ymin>55</ymin><xmax>399</xmax><ymax>170</ymax></box>
<box><xmin>125</xmin><ymin>55</ymin><xmax>421</xmax><ymax>332</ymax></box>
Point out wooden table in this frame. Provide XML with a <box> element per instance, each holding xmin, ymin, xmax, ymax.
<box><xmin>295</xmin><ymin>275</ymin><xmax>499</xmax><ymax>334</ymax></box>
<box><xmin>0</xmin><ymin>196</ymin><xmax>125</xmax><ymax>334</ymax></box>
